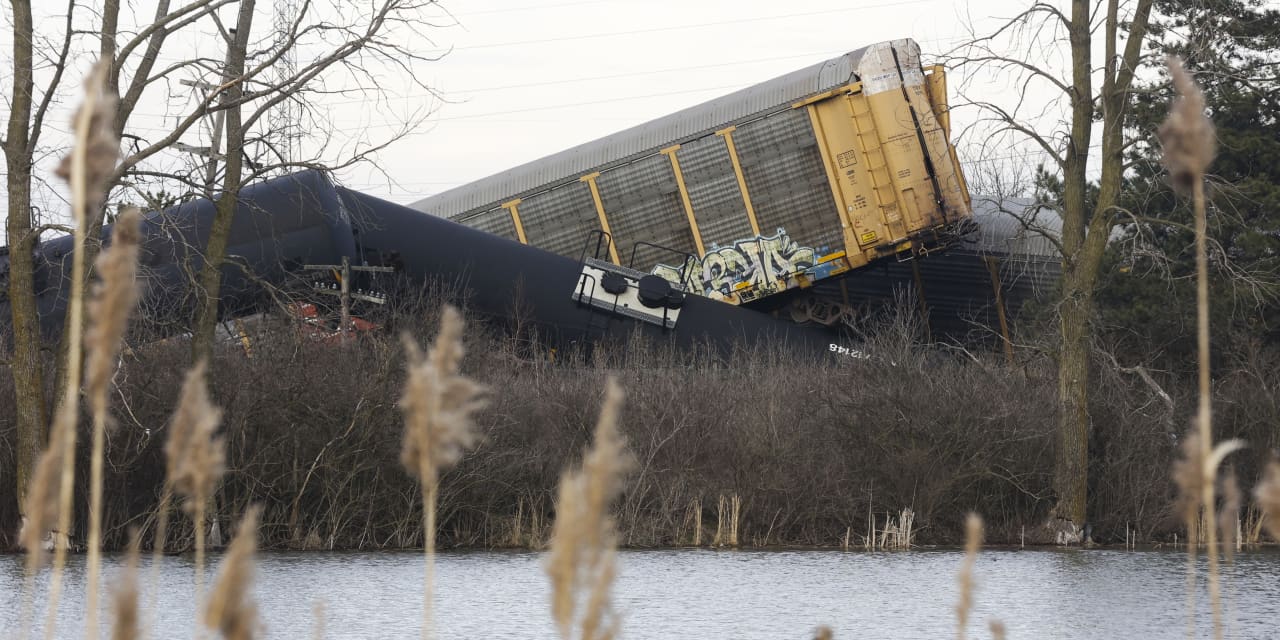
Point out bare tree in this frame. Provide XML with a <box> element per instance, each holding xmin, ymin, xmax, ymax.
<box><xmin>176</xmin><ymin>0</ymin><xmax>443</xmax><ymax>365</ymax></box>
<box><xmin>2</xmin><ymin>0</ymin><xmax>73</xmax><ymax>527</ymax></box>
<box><xmin>3</xmin><ymin>0</ymin><xmax>443</xmax><ymax>533</ymax></box>
<box><xmin>948</xmin><ymin>0</ymin><xmax>1155</xmax><ymax>540</ymax></box>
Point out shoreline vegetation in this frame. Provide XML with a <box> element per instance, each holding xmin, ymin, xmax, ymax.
<box><xmin>1</xmin><ymin>295</ymin><xmax>1278</xmax><ymax>554</ymax></box>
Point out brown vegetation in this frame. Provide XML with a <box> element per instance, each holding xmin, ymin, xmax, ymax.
<box><xmin>4</xmin><ymin>298</ymin><xmax>1279</xmax><ymax>554</ymax></box>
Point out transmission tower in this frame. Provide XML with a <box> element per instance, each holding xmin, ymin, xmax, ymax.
<box><xmin>269</xmin><ymin>0</ymin><xmax>302</xmax><ymax>168</ymax></box>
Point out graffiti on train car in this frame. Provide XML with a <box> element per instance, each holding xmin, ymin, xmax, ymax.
<box><xmin>652</xmin><ymin>229</ymin><xmax>819</xmax><ymax>300</ymax></box>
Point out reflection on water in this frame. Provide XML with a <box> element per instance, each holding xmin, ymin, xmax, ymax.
<box><xmin>3</xmin><ymin>548</ymin><xmax>1280</xmax><ymax>639</ymax></box>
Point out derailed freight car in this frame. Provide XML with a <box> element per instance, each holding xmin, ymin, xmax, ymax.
<box><xmin>412</xmin><ymin>38</ymin><xmax>972</xmax><ymax>315</ymax></box>
<box><xmin>0</xmin><ymin>171</ymin><xmax>842</xmax><ymax>358</ymax></box>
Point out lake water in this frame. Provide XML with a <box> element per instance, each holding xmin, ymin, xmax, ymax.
<box><xmin>3</xmin><ymin>548</ymin><xmax>1280</xmax><ymax>639</ymax></box>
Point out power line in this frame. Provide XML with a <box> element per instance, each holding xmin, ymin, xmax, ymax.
<box><xmin>433</xmin><ymin>0</ymin><xmax>939</xmax><ymax>52</ymax></box>
<box><xmin>444</xmin><ymin>0</ymin><xmax>623</xmax><ymax>18</ymax></box>
<box><xmin>341</xmin><ymin>83</ymin><xmax>752</xmax><ymax>127</ymax></box>
<box><xmin>126</xmin><ymin>82</ymin><xmax>752</xmax><ymax>133</ymax></box>
<box><xmin>313</xmin><ymin>49</ymin><xmax>849</xmax><ymax>107</ymax></box>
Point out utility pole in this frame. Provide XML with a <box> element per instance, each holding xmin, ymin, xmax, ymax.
<box><xmin>303</xmin><ymin>257</ymin><xmax>393</xmax><ymax>343</ymax></box>
<box><xmin>176</xmin><ymin>22</ymin><xmax>240</xmax><ymax>194</ymax></box>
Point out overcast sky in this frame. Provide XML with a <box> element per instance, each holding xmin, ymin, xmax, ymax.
<box><xmin>1</xmin><ymin>0</ymin><xmax>1191</xmax><ymax>232</ymax></box>
<box><xmin>336</xmin><ymin>0</ymin><xmax>1032</xmax><ymax>204</ymax></box>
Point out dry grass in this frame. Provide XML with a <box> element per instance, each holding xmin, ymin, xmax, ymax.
<box><xmin>547</xmin><ymin>377</ymin><xmax>631</xmax><ymax>640</ymax></box>
<box><xmin>870</xmin><ymin>508</ymin><xmax>916</xmax><ymax>551</ymax></box>
<box><xmin>711</xmin><ymin>494</ymin><xmax>742</xmax><ymax>547</ymax></box>
<box><xmin>398</xmin><ymin>305</ymin><xmax>485</xmax><ymax>640</ymax></box>
<box><xmin>203</xmin><ymin>505</ymin><xmax>263</xmax><ymax>640</ymax></box>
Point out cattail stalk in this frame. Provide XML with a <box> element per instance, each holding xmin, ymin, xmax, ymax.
<box><xmin>148</xmin><ymin>487</ymin><xmax>174</xmax><ymax>629</ymax></box>
<box><xmin>1160</xmin><ymin>57</ymin><xmax>1227</xmax><ymax>640</ymax></box>
<box><xmin>1220</xmin><ymin>470</ymin><xmax>1240</xmax><ymax>564</ymax></box>
<box><xmin>41</xmin><ymin>59</ymin><xmax>120</xmax><ymax>640</ymax></box>
<box><xmin>1256</xmin><ymin>459</ymin><xmax>1280</xmax><ymax>542</ymax></box>
<box><xmin>398</xmin><ymin>306</ymin><xmax>485</xmax><ymax>640</ymax></box>
<box><xmin>547</xmin><ymin>378</ymin><xmax>630</xmax><ymax>640</ymax></box>
<box><xmin>1193</xmin><ymin>162</ymin><xmax>1222</xmax><ymax>640</ymax></box>
<box><xmin>110</xmin><ymin>530</ymin><xmax>142</xmax><ymax>640</ymax></box>
<box><xmin>1173</xmin><ymin>431</ymin><xmax>1203</xmax><ymax>636</ymax></box>
<box><xmin>955</xmin><ymin>513</ymin><xmax>983</xmax><ymax>640</ymax></box>
<box><xmin>989</xmin><ymin>620</ymin><xmax>1007</xmax><ymax>640</ymax></box>
<box><xmin>164</xmin><ymin>361</ymin><xmax>226</xmax><ymax>611</ymax></box>
<box><xmin>203</xmin><ymin>506</ymin><xmax>262</xmax><ymax>640</ymax></box>
<box><xmin>85</xmin><ymin>208</ymin><xmax>142</xmax><ymax>639</ymax></box>
<box><xmin>18</xmin><ymin>407</ymin><xmax>71</xmax><ymax>638</ymax></box>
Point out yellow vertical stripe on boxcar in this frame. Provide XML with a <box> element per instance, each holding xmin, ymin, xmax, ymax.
<box><xmin>501</xmin><ymin>198</ymin><xmax>527</xmax><ymax>244</ymax></box>
<box><xmin>579</xmin><ymin>172</ymin><xmax>620</xmax><ymax>265</ymax></box>
<box><xmin>715</xmin><ymin>126</ymin><xmax>761</xmax><ymax>237</ymax></box>
<box><xmin>661</xmin><ymin>145</ymin><xmax>706</xmax><ymax>257</ymax></box>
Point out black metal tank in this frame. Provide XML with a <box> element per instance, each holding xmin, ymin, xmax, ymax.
<box><xmin>1</xmin><ymin>170</ymin><xmax>838</xmax><ymax>355</ymax></box>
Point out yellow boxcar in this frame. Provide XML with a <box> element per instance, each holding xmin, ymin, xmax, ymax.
<box><xmin>411</xmin><ymin>38</ymin><xmax>971</xmax><ymax>312</ymax></box>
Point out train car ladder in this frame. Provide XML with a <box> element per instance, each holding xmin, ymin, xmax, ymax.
<box><xmin>846</xmin><ymin>93</ymin><xmax>905</xmax><ymax>243</ymax></box>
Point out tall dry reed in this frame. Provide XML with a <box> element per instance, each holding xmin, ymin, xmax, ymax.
<box><xmin>1219</xmin><ymin>470</ymin><xmax>1240</xmax><ymax>564</ymax></box>
<box><xmin>989</xmin><ymin>620</ymin><xmax>1007</xmax><ymax>640</ymax></box>
<box><xmin>1160</xmin><ymin>56</ymin><xmax>1241</xmax><ymax>640</ymax></box>
<box><xmin>399</xmin><ymin>305</ymin><xmax>485</xmax><ymax>640</ymax></box>
<box><xmin>546</xmin><ymin>377</ymin><xmax>631</xmax><ymax>640</ymax></box>
<box><xmin>1255</xmin><ymin>459</ymin><xmax>1280</xmax><ymax>541</ymax></box>
<box><xmin>1172</xmin><ymin>429</ymin><xmax>1205</xmax><ymax>634</ymax></box>
<box><xmin>954</xmin><ymin>513</ymin><xmax>983</xmax><ymax>640</ymax></box>
<box><xmin>84</xmin><ymin>207</ymin><xmax>142</xmax><ymax>635</ymax></box>
<box><xmin>22</xmin><ymin>58</ymin><xmax>121</xmax><ymax>640</ymax></box>
<box><xmin>110</xmin><ymin>530</ymin><xmax>142</xmax><ymax>640</ymax></box>
<box><xmin>17</xmin><ymin>403</ymin><xmax>72</xmax><ymax>638</ymax></box>
<box><xmin>203</xmin><ymin>506</ymin><xmax>262</xmax><ymax>640</ymax></box>
<box><xmin>164</xmin><ymin>361</ymin><xmax>227</xmax><ymax>607</ymax></box>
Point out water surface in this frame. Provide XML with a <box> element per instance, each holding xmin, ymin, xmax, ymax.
<box><xmin>3</xmin><ymin>548</ymin><xmax>1278</xmax><ymax>639</ymax></box>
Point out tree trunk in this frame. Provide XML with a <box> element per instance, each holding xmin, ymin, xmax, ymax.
<box><xmin>5</xmin><ymin>171</ymin><xmax>49</xmax><ymax>523</ymax></box>
<box><xmin>4</xmin><ymin>0</ymin><xmax>49</xmax><ymax>528</ymax></box>
<box><xmin>1042</xmin><ymin>0</ymin><xmax>1097</xmax><ymax>541</ymax></box>
<box><xmin>191</xmin><ymin>0</ymin><xmax>255</xmax><ymax>366</ymax></box>
<box><xmin>1044</xmin><ymin>0</ymin><xmax>1152</xmax><ymax>541</ymax></box>
<box><xmin>1053</xmin><ymin>263</ymin><xmax>1093</xmax><ymax>535</ymax></box>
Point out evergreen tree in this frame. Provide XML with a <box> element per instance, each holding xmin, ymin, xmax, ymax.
<box><xmin>1098</xmin><ymin>0</ymin><xmax>1280</xmax><ymax>368</ymax></box>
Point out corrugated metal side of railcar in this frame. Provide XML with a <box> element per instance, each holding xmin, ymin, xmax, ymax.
<box><xmin>510</xmin><ymin>180</ymin><xmax>600</xmax><ymax>259</ymax></box>
<box><xmin>594</xmin><ymin>153</ymin><xmax>695</xmax><ymax>270</ymax></box>
<box><xmin>410</xmin><ymin>47</ymin><xmax>872</xmax><ymax>220</ymax></box>
<box><xmin>676</xmin><ymin>133</ymin><xmax>756</xmax><ymax>247</ymax></box>
<box><xmin>731</xmin><ymin>106</ymin><xmax>845</xmax><ymax>254</ymax></box>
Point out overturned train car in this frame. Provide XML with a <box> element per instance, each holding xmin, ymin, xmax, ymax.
<box><xmin>0</xmin><ymin>171</ymin><xmax>841</xmax><ymax>356</ymax></box>
<box><xmin>411</xmin><ymin>38</ymin><xmax>972</xmax><ymax>314</ymax></box>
